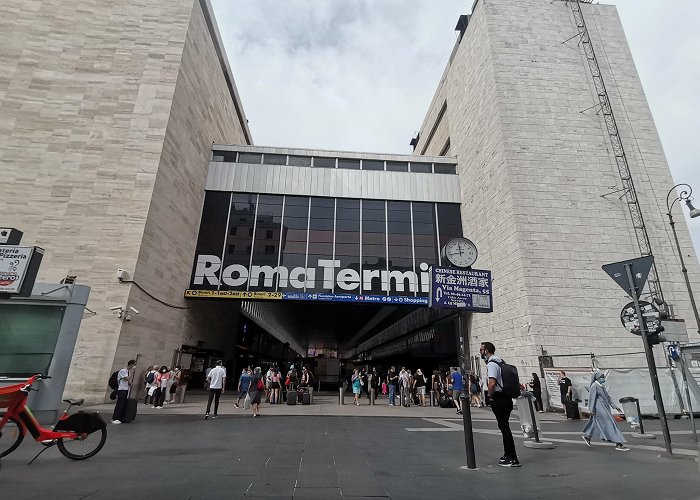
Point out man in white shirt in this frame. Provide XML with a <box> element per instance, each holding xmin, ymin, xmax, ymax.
<box><xmin>111</xmin><ymin>359</ymin><xmax>136</xmax><ymax>424</ymax></box>
<box><xmin>204</xmin><ymin>360</ymin><xmax>226</xmax><ymax>420</ymax></box>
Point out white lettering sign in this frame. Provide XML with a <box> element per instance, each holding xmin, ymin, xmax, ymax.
<box><xmin>193</xmin><ymin>255</ymin><xmax>432</xmax><ymax>293</ymax></box>
<box><xmin>0</xmin><ymin>246</ymin><xmax>34</xmax><ymax>293</ymax></box>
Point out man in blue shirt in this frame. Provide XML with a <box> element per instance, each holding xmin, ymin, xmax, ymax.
<box><xmin>235</xmin><ymin>367</ymin><xmax>252</xmax><ymax>408</ymax></box>
<box><xmin>451</xmin><ymin>367</ymin><xmax>464</xmax><ymax>415</ymax></box>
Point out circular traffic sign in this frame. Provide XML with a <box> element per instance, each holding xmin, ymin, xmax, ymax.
<box><xmin>620</xmin><ymin>300</ymin><xmax>660</xmax><ymax>335</ymax></box>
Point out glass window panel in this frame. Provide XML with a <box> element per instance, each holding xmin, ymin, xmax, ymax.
<box><xmin>212</xmin><ymin>155</ymin><xmax>224</xmax><ymax>162</ymax></box>
<box><xmin>307</xmin><ymin>198</ymin><xmax>335</xmax><ymax>292</ymax></box>
<box><xmin>338</xmin><ymin>158</ymin><xmax>360</xmax><ymax>170</ymax></box>
<box><xmin>212</xmin><ymin>151</ymin><xmax>236</xmax><ymax>162</ymax></box>
<box><xmin>334</xmin><ymin>198</ymin><xmax>360</xmax><ymax>292</ymax></box>
<box><xmin>434</xmin><ymin>163</ymin><xmax>457</xmax><ymax>174</ymax></box>
<box><xmin>249</xmin><ymin>195</ymin><xmax>283</xmax><ymax>291</ymax></box>
<box><xmin>387</xmin><ymin>200</ymin><xmax>415</xmax><ymax>296</ymax></box>
<box><xmin>263</xmin><ymin>153</ymin><xmax>286</xmax><ymax>165</ymax></box>
<box><xmin>313</xmin><ymin>157</ymin><xmax>336</xmax><ymax>168</ymax></box>
<box><xmin>362</xmin><ymin>159</ymin><xmax>384</xmax><ymax>171</ymax></box>
<box><xmin>410</xmin><ymin>162</ymin><xmax>432</xmax><ymax>173</ymax></box>
<box><xmin>219</xmin><ymin>194</ymin><xmax>257</xmax><ymax>290</ymax></box>
<box><xmin>288</xmin><ymin>155</ymin><xmax>312</xmax><ymax>167</ymax></box>
<box><xmin>280</xmin><ymin>196</ymin><xmax>310</xmax><ymax>282</ymax></box>
<box><xmin>436</xmin><ymin>203</ymin><xmax>463</xmax><ymax>250</ymax></box>
<box><xmin>361</xmin><ymin>199</ymin><xmax>386</xmax><ymax>294</ymax></box>
<box><xmin>386</xmin><ymin>161</ymin><xmax>408</xmax><ymax>172</ymax></box>
<box><xmin>238</xmin><ymin>152</ymin><xmax>262</xmax><ymax>164</ymax></box>
<box><xmin>412</xmin><ymin>202</ymin><xmax>439</xmax><ymax>267</ymax></box>
<box><xmin>191</xmin><ymin>192</ymin><xmax>231</xmax><ymax>289</ymax></box>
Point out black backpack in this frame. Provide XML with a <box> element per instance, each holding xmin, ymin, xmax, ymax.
<box><xmin>108</xmin><ymin>370</ymin><xmax>119</xmax><ymax>390</ymax></box>
<box><xmin>488</xmin><ymin>359</ymin><xmax>521</xmax><ymax>399</ymax></box>
<box><xmin>146</xmin><ymin>371</ymin><xmax>155</xmax><ymax>384</ymax></box>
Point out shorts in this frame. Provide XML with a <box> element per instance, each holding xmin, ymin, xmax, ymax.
<box><xmin>417</xmin><ymin>387</ymin><xmax>426</xmax><ymax>396</ymax></box>
<box><xmin>353</xmin><ymin>387</ymin><xmax>361</xmax><ymax>395</ymax></box>
<box><xmin>169</xmin><ymin>383</ymin><xmax>178</xmax><ymax>394</ymax></box>
<box><xmin>452</xmin><ymin>389</ymin><xmax>463</xmax><ymax>400</ymax></box>
<box><xmin>270</xmin><ymin>382</ymin><xmax>280</xmax><ymax>389</ymax></box>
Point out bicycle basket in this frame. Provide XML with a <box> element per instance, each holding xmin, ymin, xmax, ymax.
<box><xmin>0</xmin><ymin>382</ymin><xmax>26</xmax><ymax>409</ymax></box>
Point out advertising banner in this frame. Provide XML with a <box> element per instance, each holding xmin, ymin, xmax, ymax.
<box><xmin>428</xmin><ymin>266</ymin><xmax>492</xmax><ymax>312</ymax></box>
<box><xmin>0</xmin><ymin>246</ymin><xmax>39</xmax><ymax>294</ymax></box>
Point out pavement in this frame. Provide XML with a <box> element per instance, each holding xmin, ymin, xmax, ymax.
<box><xmin>1</xmin><ymin>392</ymin><xmax>698</xmax><ymax>499</ymax></box>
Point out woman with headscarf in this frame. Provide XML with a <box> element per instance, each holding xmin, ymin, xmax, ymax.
<box><xmin>249</xmin><ymin>367</ymin><xmax>264</xmax><ymax>417</ymax></box>
<box><xmin>582</xmin><ymin>370</ymin><xmax>629</xmax><ymax>451</ymax></box>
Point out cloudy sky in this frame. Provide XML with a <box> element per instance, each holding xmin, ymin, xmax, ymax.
<box><xmin>210</xmin><ymin>0</ymin><xmax>700</xmax><ymax>258</ymax></box>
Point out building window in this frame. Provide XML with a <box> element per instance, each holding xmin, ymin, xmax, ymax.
<box><xmin>264</xmin><ymin>245</ymin><xmax>275</xmax><ymax>254</ymax></box>
<box><xmin>313</xmin><ymin>157</ymin><xmax>336</xmax><ymax>168</ymax></box>
<box><xmin>387</xmin><ymin>201</ymin><xmax>414</xmax><ymax>296</ymax></box>
<box><xmin>338</xmin><ymin>158</ymin><xmax>360</xmax><ymax>170</ymax></box>
<box><xmin>386</xmin><ymin>161</ymin><xmax>409</xmax><ymax>172</ymax></box>
<box><xmin>362</xmin><ymin>199</ymin><xmax>386</xmax><ymax>294</ymax></box>
<box><xmin>280</xmin><ymin>196</ymin><xmax>310</xmax><ymax>276</ymax></box>
<box><xmin>249</xmin><ymin>227</ymin><xmax>254</xmax><ymax>236</ymax></box>
<box><xmin>212</xmin><ymin>150</ymin><xmax>236</xmax><ymax>162</ymax></box>
<box><xmin>265</xmin><ymin>230</ymin><xmax>274</xmax><ymax>239</ymax></box>
<box><xmin>230</xmin><ymin>227</ymin><xmax>237</xmax><ymax>236</ymax></box>
<box><xmin>434</xmin><ymin>163</ymin><xmax>457</xmax><ymax>174</ymax></box>
<box><xmin>228</xmin><ymin>244</ymin><xmax>235</xmax><ymax>254</ymax></box>
<box><xmin>362</xmin><ymin>160</ymin><xmax>384</xmax><ymax>171</ymax></box>
<box><xmin>409</xmin><ymin>163</ymin><xmax>431</xmax><ymax>173</ymax></box>
<box><xmin>212</xmin><ymin>155</ymin><xmax>224</xmax><ymax>162</ymax></box>
<box><xmin>307</xmin><ymin>197</ymin><xmax>335</xmax><ymax>292</ymax></box>
<box><xmin>289</xmin><ymin>155</ymin><xmax>312</xmax><ymax>167</ymax></box>
<box><xmin>249</xmin><ymin>195</ymin><xmax>284</xmax><ymax>290</ymax></box>
<box><xmin>238</xmin><ymin>152</ymin><xmax>263</xmax><ymax>164</ymax></box>
<box><xmin>263</xmin><ymin>153</ymin><xmax>286</xmax><ymax>165</ymax></box>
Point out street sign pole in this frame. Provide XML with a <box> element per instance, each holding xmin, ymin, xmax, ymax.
<box><xmin>624</xmin><ymin>263</ymin><xmax>673</xmax><ymax>455</ymax></box>
<box><xmin>457</xmin><ymin>310</ymin><xmax>477</xmax><ymax>470</ymax></box>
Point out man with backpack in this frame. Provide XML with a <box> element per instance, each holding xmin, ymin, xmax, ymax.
<box><xmin>481</xmin><ymin>342</ymin><xmax>521</xmax><ymax>467</ymax></box>
<box><xmin>111</xmin><ymin>359</ymin><xmax>136</xmax><ymax>424</ymax></box>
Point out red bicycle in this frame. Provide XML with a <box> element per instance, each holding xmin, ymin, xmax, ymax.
<box><xmin>0</xmin><ymin>374</ymin><xmax>107</xmax><ymax>462</ymax></box>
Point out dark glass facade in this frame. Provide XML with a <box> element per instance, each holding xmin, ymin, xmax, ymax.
<box><xmin>191</xmin><ymin>192</ymin><xmax>463</xmax><ymax>297</ymax></box>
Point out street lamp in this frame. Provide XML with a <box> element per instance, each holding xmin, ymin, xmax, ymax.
<box><xmin>665</xmin><ymin>183</ymin><xmax>700</xmax><ymax>334</ymax></box>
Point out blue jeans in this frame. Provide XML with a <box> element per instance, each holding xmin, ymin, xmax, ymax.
<box><xmin>388</xmin><ymin>385</ymin><xmax>396</xmax><ymax>405</ymax></box>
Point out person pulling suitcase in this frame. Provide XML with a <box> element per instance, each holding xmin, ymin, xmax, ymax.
<box><xmin>111</xmin><ymin>359</ymin><xmax>136</xmax><ymax>424</ymax></box>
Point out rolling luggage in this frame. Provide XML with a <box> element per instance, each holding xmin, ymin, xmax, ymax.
<box><xmin>287</xmin><ymin>390</ymin><xmax>296</xmax><ymax>405</ymax></box>
<box><xmin>564</xmin><ymin>399</ymin><xmax>580</xmax><ymax>419</ymax></box>
<box><xmin>122</xmin><ymin>397</ymin><xmax>138</xmax><ymax>423</ymax></box>
<box><xmin>302</xmin><ymin>392</ymin><xmax>311</xmax><ymax>405</ymax></box>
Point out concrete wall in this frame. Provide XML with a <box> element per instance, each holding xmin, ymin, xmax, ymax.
<box><xmin>416</xmin><ymin>0</ymin><xmax>700</xmax><ymax>376</ymax></box>
<box><xmin>0</xmin><ymin>0</ymin><xmax>249</xmax><ymax>402</ymax></box>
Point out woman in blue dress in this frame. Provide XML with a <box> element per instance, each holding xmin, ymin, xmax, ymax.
<box><xmin>582</xmin><ymin>370</ymin><xmax>629</xmax><ymax>451</ymax></box>
<box><xmin>351</xmin><ymin>369</ymin><xmax>362</xmax><ymax>406</ymax></box>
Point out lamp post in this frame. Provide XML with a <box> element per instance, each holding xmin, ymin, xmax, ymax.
<box><xmin>665</xmin><ymin>183</ymin><xmax>700</xmax><ymax>334</ymax></box>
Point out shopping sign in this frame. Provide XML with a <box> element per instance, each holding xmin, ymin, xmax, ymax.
<box><xmin>0</xmin><ymin>246</ymin><xmax>44</xmax><ymax>295</ymax></box>
<box><xmin>429</xmin><ymin>266</ymin><xmax>492</xmax><ymax>312</ymax></box>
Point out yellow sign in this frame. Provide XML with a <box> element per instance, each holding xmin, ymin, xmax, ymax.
<box><xmin>184</xmin><ymin>290</ymin><xmax>283</xmax><ymax>300</ymax></box>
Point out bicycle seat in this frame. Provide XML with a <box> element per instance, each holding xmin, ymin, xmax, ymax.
<box><xmin>63</xmin><ymin>398</ymin><xmax>84</xmax><ymax>406</ymax></box>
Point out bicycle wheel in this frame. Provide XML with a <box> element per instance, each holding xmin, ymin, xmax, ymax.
<box><xmin>57</xmin><ymin>414</ymin><xmax>107</xmax><ymax>460</ymax></box>
<box><xmin>0</xmin><ymin>416</ymin><xmax>24</xmax><ymax>458</ymax></box>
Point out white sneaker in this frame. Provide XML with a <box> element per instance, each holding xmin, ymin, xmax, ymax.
<box><xmin>111</xmin><ymin>420</ymin><xmax>121</xmax><ymax>425</ymax></box>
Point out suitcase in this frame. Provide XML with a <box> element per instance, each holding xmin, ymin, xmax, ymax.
<box><xmin>302</xmin><ymin>392</ymin><xmax>311</xmax><ymax>405</ymax></box>
<box><xmin>287</xmin><ymin>390</ymin><xmax>296</xmax><ymax>405</ymax></box>
<box><xmin>122</xmin><ymin>398</ymin><xmax>138</xmax><ymax>423</ymax></box>
<box><xmin>564</xmin><ymin>399</ymin><xmax>580</xmax><ymax>419</ymax></box>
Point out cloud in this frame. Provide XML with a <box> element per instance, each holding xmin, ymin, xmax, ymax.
<box><xmin>210</xmin><ymin>0</ymin><xmax>700</xmax><ymax>259</ymax></box>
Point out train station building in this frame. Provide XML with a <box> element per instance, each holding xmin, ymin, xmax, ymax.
<box><xmin>1</xmin><ymin>0</ymin><xmax>698</xmax><ymax>403</ymax></box>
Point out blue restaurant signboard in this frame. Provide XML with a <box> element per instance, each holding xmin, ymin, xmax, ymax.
<box><xmin>429</xmin><ymin>266</ymin><xmax>493</xmax><ymax>312</ymax></box>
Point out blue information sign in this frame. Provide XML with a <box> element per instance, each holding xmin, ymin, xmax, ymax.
<box><xmin>429</xmin><ymin>266</ymin><xmax>492</xmax><ymax>312</ymax></box>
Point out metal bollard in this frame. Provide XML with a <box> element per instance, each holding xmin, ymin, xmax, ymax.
<box><xmin>521</xmin><ymin>392</ymin><xmax>555</xmax><ymax>449</ymax></box>
<box><xmin>339</xmin><ymin>387</ymin><xmax>344</xmax><ymax>405</ymax></box>
<box><xmin>370</xmin><ymin>388</ymin><xmax>375</xmax><ymax>405</ymax></box>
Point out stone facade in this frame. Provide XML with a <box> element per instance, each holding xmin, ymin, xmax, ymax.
<box><xmin>0</xmin><ymin>0</ymin><xmax>250</xmax><ymax>402</ymax></box>
<box><xmin>415</xmin><ymin>0</ymin><xmax>700</xmax><ymax>374</ymax></box>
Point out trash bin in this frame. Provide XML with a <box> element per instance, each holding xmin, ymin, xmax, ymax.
<box><xmin>619</xmin><ymin>396</ymin><xmax>655</xmax><ymax>439</ymax></box>
<box><xmin>517</xmin><ymin>391</ymin><xmax>555</xmax><ymax>449</ymax></box>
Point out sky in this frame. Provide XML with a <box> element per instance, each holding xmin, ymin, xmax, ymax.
<box><xmin>210</xmin><ymin>0</ymin><xmax>700</xmax><ymax>259</ymax></box>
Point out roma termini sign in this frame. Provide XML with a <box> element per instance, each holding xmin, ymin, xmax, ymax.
<box><xmin>186</xmin><ymin>254</ymin><xmax>434</xmax><ymax>305</ymax></box>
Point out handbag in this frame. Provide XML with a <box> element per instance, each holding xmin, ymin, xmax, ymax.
<box><xmin>244</xmin><ymin>392</ymin><xmax>251</xmax><ymax>410</ymax></box>
<box><xmin>109</xmin><ymin>389</ymin><xmax>117</xmax><ymax>400</ymax></box>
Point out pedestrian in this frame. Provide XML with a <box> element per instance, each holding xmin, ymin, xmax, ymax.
<box><xmin>204</xmin><ymin>362</ymin><xmax>214</xmax><ymax>389</ymax></box>
<box><xmin>414</xmin><ymin>369</ymin><xmax>427</xmax><ymax>406</ymax></box>
<box><xmin>143</xmin><ymin>365</ymin><xmax>157</xmax><ymax>405</ymax></box>
<box><xmin>582</xmin><ymin>370</ymin><xmax>629</xmax><ymax>452</ymax></box>
<box><xmin>529</xmin><ymin>373</ymin><xmax>543</xmax><ymax>412</ymax></box>
<box><xmin>370</xmin><ymin>368</ymin><xmax>380</xmax><ymax>400</ymax></box>
<box><xmin>559</xmin><ymin>370</ymin><xmax>573</xmax><ymax>410</ymax></box>
<box><xmin>361</xmin><ymin>369</ymin><xmax>370</xmax><ymax>400</ymax></box>
<box><xmin>469</xmin><ymin>374</ymin><xmax>482</xmax><ymax>407</ymax></box>
<box><xmin>481</xmin><ymin>342</ymin><xmax>520</xmax><ymax>467</ymax></box>
<box><xmin>264</xmin><ymin>366</ymin><xmax>274</xmax><ymax>402</ymax></box>
<box><xmin>168</xmin><ymin>366</ymin><xmax>181</xmax><ymax>404</ymax></box>
<box><xmin>111</xmin><ymin>359</ymin><xmax>136</xmax><ymax>424</ymax></box>
<box><xmin>249</xmin><ymin>367</ymin><xmax>264</xmax><ymax>417</ymax></box>
<box><xmin>235</xmin><ymin>367</ymin><xmax>252</xmax><ymax>408</ymax></box>
<box><xmin>351</xmin><ymin>369</ymin><xmax>362</xmax><ymax>406</ymax></box>
<box><xmin>450</xmin><ymin>367</ymin><xmax>464</xmax><ymax>415</ymax></box>
<box><xmin>153</xmin><ymin>365</ymin><xmax>170</xmax><ymax>408</ymax></box>
<box><xmin>204</xmin><ymin>359</ymin><xmax>226</xmax><ymax>420</ymax></box>
<box><xmin>269</xmin><ymin>367</ymin><xmax>281</xmax><ymax>404</ymax></box>
<box><xmin>400</xmin><ymin>368</ymin><xmax>411</xmax><ymax>407</ymax></box>
<box><xmin>387</xmin><ymin>367</ymin><xmax>398</xmax><ymax>406</ymax></box>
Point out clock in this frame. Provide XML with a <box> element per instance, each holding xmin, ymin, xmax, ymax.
<box><xmin>441</xmin><ymin>237</ymin><xmax>478</xmax><ymax>268</ymax></box>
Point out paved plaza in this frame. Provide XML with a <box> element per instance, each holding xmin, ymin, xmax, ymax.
<box><xmin>1</xmin><ymin>393</ymin><xmax>698</xmax><ymax>499</ymax></box>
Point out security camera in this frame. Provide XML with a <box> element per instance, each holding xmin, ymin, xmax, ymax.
<box><xmin>128</xmin><ymin>306</ymin><xmax>140</xmax><ymax>315</ymax></box>
<box><xmin>110</xmin><ymin>306</ymin><xmax>123</xmax><ymax>311</ymax></box>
